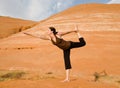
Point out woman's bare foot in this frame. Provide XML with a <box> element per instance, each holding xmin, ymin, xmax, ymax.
<box><xmin>61</xmin><ymin>79</ymin><xmax>70</xmax><ymax>82</ymax></box>
<box><xmin>60</xmin><ymin>69</ymin><xmax>70</xmax><ymax>82</ymax></box>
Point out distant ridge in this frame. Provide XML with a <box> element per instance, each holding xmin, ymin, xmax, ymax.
<box><xmin>48</xmin><ymin>3</ymin><xmax>120</xmax><ymax>19</ymax></box>
<box><xmin>0</xmin><ymin>16</ymin><xmax>37</xmax><ymax>39</ymax></box>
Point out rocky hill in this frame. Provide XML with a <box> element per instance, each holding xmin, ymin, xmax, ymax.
<box><xmin>0</xmin><ymin>16</ymin><xmax>37</xmax><ymax>39</ymax></box>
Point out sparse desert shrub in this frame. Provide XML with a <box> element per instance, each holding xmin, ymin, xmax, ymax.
<box><xmin>0</xmin><ymin>71</ymin><xmax>26</xmax><ymax>81</ymax></box>
<box><xmin>93</xmin><ymin>70</ymin><xmax>107</xmax><ymax>82</ymax></box>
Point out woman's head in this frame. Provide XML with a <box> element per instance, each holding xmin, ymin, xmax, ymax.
<box><xmin>49</xmin><ymin>27</ymin><xmax>58</xmax><ymax>35</ymax></box>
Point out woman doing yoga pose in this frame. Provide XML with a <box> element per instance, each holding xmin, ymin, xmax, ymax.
<box><xmin>24</xmin><ymin>25</ymin><xmax>86</xmax><ymax>82</ymax></box>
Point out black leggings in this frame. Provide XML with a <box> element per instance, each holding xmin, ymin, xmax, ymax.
<box><xmin>63</xmin><ymin>37</ymin><xmax>86</xmax><ymax>69</ymax></box>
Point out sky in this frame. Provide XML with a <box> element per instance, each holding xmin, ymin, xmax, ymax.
<box><xmin>0</xmin><ymin>0</ymin><xmax>120</xmax><ymax>21</ymax></box>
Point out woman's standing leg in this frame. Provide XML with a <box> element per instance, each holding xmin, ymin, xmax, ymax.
<box><xmin>62</xmin><ymin>49</ymin><xmax>71</xmax><ymax>82</ymax></box>
<box><xmin>63</xmin><ymin>49</ymin><xmax>71</xmax><ymax>69</ymax></box>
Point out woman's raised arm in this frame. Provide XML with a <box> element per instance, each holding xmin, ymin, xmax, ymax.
<box><xmin>58</xmin><ymin>30</ymin><xmax>76</xmax><ymax>37</ymax></box>
<box><xmin>58</xmin><ymin>25</ymin><xmax>79</xmax><ymax>36</ymax></box>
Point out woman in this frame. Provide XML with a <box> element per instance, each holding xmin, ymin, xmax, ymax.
<box><xmin>24</xmin><ymin>25</ymin><xmax>86</xmax><ymax>82</ymax></box>
<box><xmin>48</xmin><ymin>26</ymin><xmax>86</xmax><ymax>82</ymax></box>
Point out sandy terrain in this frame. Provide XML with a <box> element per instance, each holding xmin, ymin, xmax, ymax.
<box><xmin>0</xmin><ymin>3</ymin><xmax>120</xmax><ymax>88</ymax></box>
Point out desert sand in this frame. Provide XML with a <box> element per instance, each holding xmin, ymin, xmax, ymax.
<box><xmin>0</xmin><ymin>3</ymin><xmax>120</xmax><ymax>88</ymax></box>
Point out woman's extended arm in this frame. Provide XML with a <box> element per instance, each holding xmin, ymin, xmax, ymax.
<box><xmin>23</xmin><ymin>32</ymin><xmax>50</xmax><ymax>40</ymax></box>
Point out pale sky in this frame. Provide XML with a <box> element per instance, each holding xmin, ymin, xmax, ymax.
<box><xmin>0</xmin><ymin>0</ymin><xmax>120</xmax><ymax>21</ymax></box>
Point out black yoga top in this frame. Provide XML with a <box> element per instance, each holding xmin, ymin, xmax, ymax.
<box><xmin>51</xmin><ymin>36</ymin><xmax>71</xmax><ymax>50</ymax></box>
